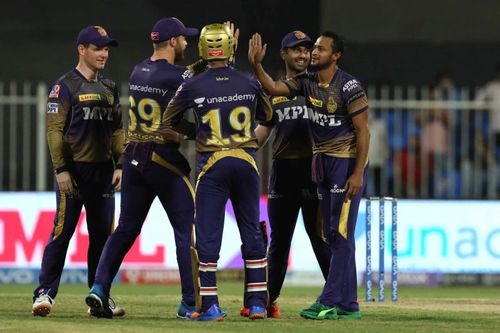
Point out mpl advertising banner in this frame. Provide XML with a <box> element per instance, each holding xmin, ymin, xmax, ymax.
<box><xmin>1</xmin><ymin>193</ymin><xmax>500</xmax><ymax>283</ymax></box>
<box><xmin>0</xmin><ymin>192</ymin><xmax>270</xmax><ymax>271</ymax></box>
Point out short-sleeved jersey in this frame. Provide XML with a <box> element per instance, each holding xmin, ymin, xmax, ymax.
<box><xmin>260</xmin><ymin>95</ymin><xmax>313</xmax><ymax>159</ymax></box>
<box><xmin>46</xmin><ymin>69</ymin><xmax>124</xmax><ymax>173</ymax></box>
<box><xmin>283</xmin><ymin>68</ymin><xmax>368</xmax><ymax>157</ymax></box>
<box><xmin>163</xmin><ymin>66</ymin><xmax>273</xmax><ymax>153</ymax></box>
<box><xmin>127</xmin><ymin>58</ymin><xmax>193</xmax><ymax>144</ymax></box>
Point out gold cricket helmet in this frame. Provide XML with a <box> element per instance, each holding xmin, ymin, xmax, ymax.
<box><xmin>198</xmin><ymin>23</ymin><xmax>234</xmax><ymax>61</ymax></box>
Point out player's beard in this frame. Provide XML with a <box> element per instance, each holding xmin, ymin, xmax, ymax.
<box><xmin>309</xmin><ymin>60</ymin><xmax>331</xmax><ymax>71</ymax></box>
<box><xmin>174</xmin><ymin>45</ymin><xmax>185</xmax><ymax>62</ymax></box>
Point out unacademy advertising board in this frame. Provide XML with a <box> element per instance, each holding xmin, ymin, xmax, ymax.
<box><xmin>354</xmin><ymin>200</ymin><xmax>500</xmax><ymax>273</ymax></box>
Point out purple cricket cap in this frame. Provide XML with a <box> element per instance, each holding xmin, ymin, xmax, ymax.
<box><xmin>281</xmin><ymin>31</ymin><xmax>314</xmax><ymax>49</ymax></box>
<box><xmin>150</xmin><ymin>17</ymin><xmax>199</xmax><ymax>43</ymax></box>
<box><xmin>76</xmin><ymin>26</ymin><xmax>118</xmax><ymax>47</ymax></box>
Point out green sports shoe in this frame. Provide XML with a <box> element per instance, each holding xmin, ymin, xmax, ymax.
<box><xmin>300</xmin><ymin>301</ymin><xmax>338</xmax><ymax>320</ymax></box>
<box><xmin>337</xmin><ymin>308</ymin><xmax>361</xmax><ymax>320</ymax></box>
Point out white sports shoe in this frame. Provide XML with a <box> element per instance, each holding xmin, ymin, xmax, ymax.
<box><xmin>32</xmin><ymin>294</ymin><xmax>54</xmax><ymax>317</ymax></box>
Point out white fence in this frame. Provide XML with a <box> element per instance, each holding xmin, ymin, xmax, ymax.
<box><xmin>0</xmin><ymin>81</ymin><xmax>497</xmax><ymax>199</ymax></box>
<box><xmin>0</xmin><ymin>82</ymin><xmax>48</xmax><ymax>191</ymax></box>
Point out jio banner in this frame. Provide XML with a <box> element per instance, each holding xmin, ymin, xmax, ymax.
<box><xmin>1</xmin><ymin>193</ymin><xmax>500</xmax><ymax>274</ymax></box>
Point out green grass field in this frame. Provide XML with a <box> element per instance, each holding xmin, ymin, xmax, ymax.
<box><xmin>1</xmin><ymin>283</ymin><xmax>499</xmax><ymax>333</ymax></box>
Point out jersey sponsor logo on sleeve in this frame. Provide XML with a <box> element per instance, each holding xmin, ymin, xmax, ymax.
<box><xmin>49</xmin><ymin>84</ymin><xmax>60</xmax><ymax>98</ymax></box>
<box><xmin>181</xmin><ymin>69</ymin><xmax>193</xmax><ymax>80</ymax></box>
<box><xmin>308</xmin><ymin>96</ymin><xmax>323</xmax><ymax>107</ymax></box>
<box><xmin>78</xmin><ymin>94</ymin><xmax>101</xmax><ymax>102</ymax></box>
<box><xmin>47</xmin><ymin>102</ymin><xmax>59</xmax><ymax>113</ymax></box>
<box><xmin>271</xmin><ymin>96</ymin><xmax>288</xmax><ymax>105</ymax></box>
<box><xmin>342</xmin><ymin>79</ymin><xmax>361</xmax><ymax>92</ymax></box>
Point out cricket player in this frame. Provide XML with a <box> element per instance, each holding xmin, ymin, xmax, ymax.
<box><xmin>249</xmin><ymin>31</ymin><xmax>370</xmax><ymax>320</ymax></box>
<box><xmin>32</xmin><ymin>26</ymin><xmax>124</xmax><ymax>317</ymax></box>
<box><xmin>240</xmin><ymin>30</ymin><xmax>331</xmax><ymax>319</ymax></box>
<box><xmin>85</xmin><ymin>17</ymin><xmax>201</xmax><ymax>319</ymax></box>
<box><xmin>163</xmin><ymin>23</ymin><xmax>273</xmax><ymax>321</ymax></box>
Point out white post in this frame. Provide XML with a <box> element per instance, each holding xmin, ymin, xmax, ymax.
<box><xmin>23</xmin><ymin>81</ymin><xmax>31</xmax><ymax>190</ymax></box>
<box><xmin>9</xmin><ymin>81</ymin><xmax>17</xmax><ymax>190</ymax></box>
<box><xmin>36</xmin><ymin>83</ymin><xmax>47</xmax><ymax>191</ymax></box>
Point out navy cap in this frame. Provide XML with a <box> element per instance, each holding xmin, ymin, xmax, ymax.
<box><xmin>150</xmin><ymin>17</ymin><xmax>198</xmax><ymax>43</ymax></box>
<box><xmin>77</xmin><ymin>26</ymin><xmax>118</xmax><ymax>47</ymax></box>
<box><xmin>281</xmin><ymin>31</ymin><xmax>314</xmax><ymax>49</ymax></box>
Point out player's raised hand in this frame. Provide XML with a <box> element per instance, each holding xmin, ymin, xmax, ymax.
<box><xmin>248</xmin><ymin>33</ymin><xmax>267</xmax><ymax>67</ymax></box>
<box><xmin>224</xmin><ymin>21</ymin><xmax>239</xmax><ymax>64</ymax></box>
<box><xmin>224</xmin><ymin>21</ymin><xmax>240</xmax><ymax>52</ymax></box>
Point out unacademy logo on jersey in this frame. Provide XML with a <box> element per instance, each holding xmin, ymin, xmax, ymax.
<box><xmin>194</xmin><ymin>97</ymin><xmax>206</xmax><ymax>107</ymax></box>
<box><xmin>206</xmin><ymin>93</ymin><xmax>255</xmax><ymax>104</ymax></box>
<box><xmin>129</xmin><ymin>84</ymin><xmax>169</xmax><ymax>96</ymax></box>
<box><xmin>330</xmin><ymin>184</ymin><xmax>346</xmax><ymax>194</ymax></box>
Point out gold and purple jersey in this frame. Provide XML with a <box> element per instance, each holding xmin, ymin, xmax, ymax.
<box><xmin>260</xmin><ymin>95</ymin><xmax>313</xmax><ymax>159</ymax></box>
<box><xmin>127</xmin><ymin>59</ymin><xmax>194</xmax><ymax>145</ymax></box>
<box><xmin>283</xmin><ymin>68</ymin><xmax>368</xmax><ymax>158</ymax></box>
<box><xmin>46</xmin><ymin>69</ymin><xmax>124</xmax><ymax>173</ymax></box>
<box><xmin>163</xmin><ymin>66</ymin><xmax>272</xmax><ymax>152</ymax></box>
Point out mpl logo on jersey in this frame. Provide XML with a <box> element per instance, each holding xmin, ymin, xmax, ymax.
<box><xmin>274</xmin><ymin>105</ymin><xmax>309</xmax><ymax>122</ymax></box>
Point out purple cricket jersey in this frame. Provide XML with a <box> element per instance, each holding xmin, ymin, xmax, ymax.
<box><xmin>283</xmin><ymin>68</ymin><xmax>368</xmax><ymax>157</ymax></box>
<box><xmin>127</xmin><ymin>58</ymin><xmax>193</xmax><ymax>144</ymax></box>
<box><xmin>260</xmin><ymin>94</ymin><xmax>313</xmax><ymax>159</ymax></box>
<box><xmin>163</xmin><ymin>66</ymin><xmax>272</xmax><ymax>154</ymax></box>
